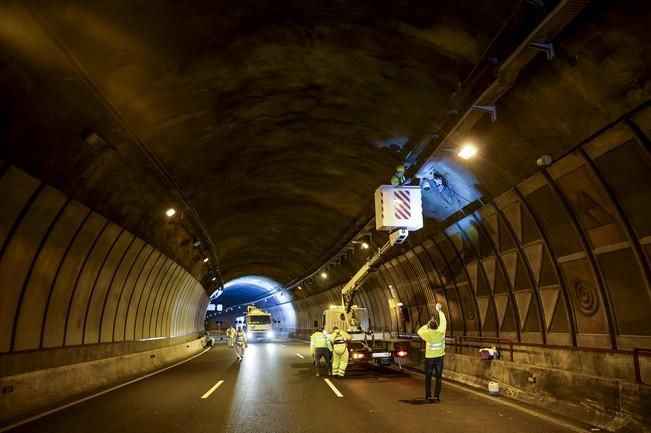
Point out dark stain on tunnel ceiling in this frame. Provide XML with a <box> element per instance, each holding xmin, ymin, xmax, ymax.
<box><xmin>0</xmin><ymin>0</ymin><xmax>521</xmax><ymax>287</ymax></box>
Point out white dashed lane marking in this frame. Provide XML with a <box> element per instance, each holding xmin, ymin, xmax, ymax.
<box><xmin>201</xmin><ymin>380</ymin><xmax>224</xmax><ymax>399</ymax></box>
<box><xmin>296</xmin><ymin>353</ymin><xmax>305</xmax><ymax>359</ymax></box>
<box><xmin>324</xmin><ymin>378</ymin><xmax>343</xmax><ymax>398</ymax></box>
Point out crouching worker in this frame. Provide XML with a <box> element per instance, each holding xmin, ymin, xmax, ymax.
<box><xmin>310</xmin><ymin>326</ymin><xmax>332</xmax><ymax>376</ymax></box>
<box><xmin>417</xmin><ymin>303</ymin><xmax>447</xmax><ymax>403</ymax></box>
<box><xmin>330</xmin><ymin>326</ymin><xmax>351</xmax><ymax>377</ymax></box>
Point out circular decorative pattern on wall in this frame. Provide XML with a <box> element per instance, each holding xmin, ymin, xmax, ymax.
<box><xmin>574</xmin><ymin>281</ymin><xmax>599</xmax><ymax>316</ymax></box>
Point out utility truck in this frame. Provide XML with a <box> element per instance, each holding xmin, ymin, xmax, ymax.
<box><xmin>321</xmin><ymin>185</ymin><xmax>423</xmax><ymax>368</ymax></box>
<box><xmin>245</xmin><ymin>306</ymin><xmax>274</xmax><ymax>341</ymax></box>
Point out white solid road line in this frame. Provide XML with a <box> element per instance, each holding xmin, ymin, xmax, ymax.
<box><xmin>201</xmin><ymin>380</ymin><xmax>224</xmax><ymax>399</ymax></box>
<box><xmin>0</xmin><ymin>347</ymin><xmax>212</xmax><ymax>433</ymax></box>
<box><xmin>324</xmin><ymin>378</ymin><xmax>343</xmax><ymax>398</ymax></box>
<box><xmin>296</xmin><ymin>353</ymin><xmax>305</xmax><ymax>358</ymax></box>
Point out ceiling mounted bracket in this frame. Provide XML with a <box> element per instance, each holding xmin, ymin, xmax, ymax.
<box><xmin>470</xmin><ymin>105</ymin><xmax>497</xmax><ymax>122</ymax></box>
<box><xmin>528</xmin><ymin>42</ymin><xmax>556</xmax><ymax>60</ymax></box>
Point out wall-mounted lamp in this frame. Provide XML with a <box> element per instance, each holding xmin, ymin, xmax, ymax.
<box><xmin>458</xmin><ymin>143</ymin><xmax>478</xmax><ymax>160</ymax></box>
<box><xmin>165</xmin><ymin>208</ymin><xmax>176</xmax><ymax>217</ymax></box>
<box><xmin>203</xmin><ymin>257</ymin><xmax>209</xmax><ymax>263</ymax></box>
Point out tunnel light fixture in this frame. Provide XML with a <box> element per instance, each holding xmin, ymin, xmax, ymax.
<box><xmin>298</xmin><ymin>286</ymin><xmax>303</xmax><ymax>290</ymax></box>
<box><xmin>211</xmin><ymin>276</ymin><xmax>217</xmax><ymax>281</ymax></box>
<box><xmin>165</xmin><ymin>208</ymin><xmax>177</xmax><ymax>217</ymax></box>
<box><xmin>458</xmin><ymin>143</ymin><xmax>478</xmax><ymax>160</ymax></box>
<box><xmin>396</xmin><ymin>302</ymin><xmax>404</xmax><ymax>307</ymax></box>
<box><xmin>203</xmin><ymin>257</ymin><xmax>209</xmax><ymax>263</ymax></box>
<box><xmin>320</xmin><ymin>271</ymin><xmax>328</xmax><ymax>279</ymax></box>
<box><xmin>361</xmin><ymin>242</ymin><xmax>369</xmax><ymax>249</ymax></box>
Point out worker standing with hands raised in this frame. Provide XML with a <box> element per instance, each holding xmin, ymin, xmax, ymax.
<box><xmin>417</xmin><ymin>303</ymin><xmax>447</xmax><ymax>403</ymax></box>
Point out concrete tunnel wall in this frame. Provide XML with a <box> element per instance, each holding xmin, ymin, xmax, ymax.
<box><xmin>0</xmin><ymin>165</ymin><xmax>209</xmax><ymax>385</ymax></box>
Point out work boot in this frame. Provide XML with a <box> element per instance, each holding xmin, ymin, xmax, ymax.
<box><xmin>433</xmin><ymin>397</ymin><xmax>441</xmax><ymax>404</ymax></box>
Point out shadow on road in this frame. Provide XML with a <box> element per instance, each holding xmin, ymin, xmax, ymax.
<box><xmin>398</xmin><ymin>398</ymin><xmax>432</xmax><ymax>406</ymax></box>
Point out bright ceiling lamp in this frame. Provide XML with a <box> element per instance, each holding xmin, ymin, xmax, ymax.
<box><xmin>203</xmin><ymin>257</ymin><xmax>209</xmax><ymax>263</ymax></box>
<box><xmin>361</xmin><ymin>242</ymin><xmax>369</xmax><ymax>249</ymax></box>
<box><xmin>458</xmin><ymin>144</ymin><xmax>477</xmax><ymax>160</ymax></box>
<box><xmin>320</xmin><ymin>271</ymin><xmax>328</xmax><ymax>279</ymax></box>
<box><xmin>165</xmin><ymin>208</ymin><xmax>176</xmax><ymax>217</ymax></box>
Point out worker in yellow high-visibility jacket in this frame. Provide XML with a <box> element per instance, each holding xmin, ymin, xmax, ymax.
<box><xmin>310</xmin><ymin>326</ymin><xmax>332</xmax><ymax>376</ymax></box>
<box><xmin>417</xmin><ymin>303</ymin><xmax>447</xmax><ymax>403</ymax></box>
<box><xmin>330</xmin><ymin>326</ymin><xmax>351</xmax><ymax>377</ymax></box>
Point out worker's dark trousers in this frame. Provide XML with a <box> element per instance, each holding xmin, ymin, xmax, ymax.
<box><xmin>314</xmin><ymin>348</ymin><xmax>331</xmax><ymax>374</ymax></box>
<box><xmin>424</xmin><ymin>356</ymin><xmax>444</xmax><ymax>399</ymax></box>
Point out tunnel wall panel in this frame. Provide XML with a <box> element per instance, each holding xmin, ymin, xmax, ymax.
<box><xmin>131</xmin><ymin>252</ymin><xmax>165</xmax><ymax>341</ymax></box>
<box><xmin>0</xmin><ymin>166</ymin><xmax>208</xmax><ymax>358</ymax></box>
<box><xmin>14</xmin><ymin>200</ymin><xmax>87</xmax><ymax>351</ymax></box>
<box><xmin>162</xmin><ymin>272</ymin><xmax>191</xmax><ymax>337</ymax></box>
<box><xmin>124</xmin><ymin>251</ymin><xmax>161</xmax><ymax>341</ymax></box>
<box><xmin>42</xmin><ymin>212</ymin><xmax>106</xmax><ymax>348</ymax></box>
<box><xmin>83</xmin><ymin>230</ymin><xmax>134</xmax><ymax>344</ymax></box>
<box><xmin>138</xmin><ymin>257</ymin><xmax>173</xmax><ymax>340</ymax></box>
<box><xmin>151</xmin><ymin>264</ymin><xmax>181</xmax><ymax>338</ymax></box>
<box><xmin>0</xmin><ymin>186</ymin><xmax>67</xmax><ymax>352</ymax></box>
<box><xmin>64</xmin><ymin>221</ymin><xmax>119</xmax><ymax>346</ymax></box>
<box><xmin>100</xmin><ymin>238</ymin><xmax>146</xmax><ymax>343</ymax></box>
<box><xmin>113</xmin><ymin>244</ymin><xmax>154</xmax><ymax>342</ymax></box>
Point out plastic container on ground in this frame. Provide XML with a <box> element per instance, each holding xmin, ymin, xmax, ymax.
<box><xmin>488</xmin><ymin>381</ymin><xmax>500</xmax><ymax>396</ymax></box>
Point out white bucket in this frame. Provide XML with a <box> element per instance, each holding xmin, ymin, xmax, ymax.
<box><xmin>488</xmin><ymin>381</ymin><xmax>500</xmax><ymax>396</ymax></box>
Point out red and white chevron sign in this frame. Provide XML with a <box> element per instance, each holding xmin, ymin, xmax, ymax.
<box><xmin>374</xmin><ymin>185</ymin><xmax>423</xmax><ymax>231</ymax></box>
<box><xmin>393</xmin><ymin>190</ymin><xmax>411</xmax><ymax>219</ymax></box>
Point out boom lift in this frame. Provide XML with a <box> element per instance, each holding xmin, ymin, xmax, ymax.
<box><xmin>321</xmin><ymin>186</ymin><xmax>423</xmax><ymax>367</ymax></box>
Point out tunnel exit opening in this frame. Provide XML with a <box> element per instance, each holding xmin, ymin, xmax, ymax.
<box><xmin>204</xmin><ymin>275</ymin><xmax>296</xmax><ymax>337</ymax></box>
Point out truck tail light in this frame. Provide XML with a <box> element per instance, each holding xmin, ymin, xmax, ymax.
<box><xmin>352</xmin><ymin>353</ymin><xmax>365</xmax><ymax>359</ymax></box>
<box><xmin>397</xmin><ymin>350</ymin><xmax>408</xmax><ymax>357</ymax></box>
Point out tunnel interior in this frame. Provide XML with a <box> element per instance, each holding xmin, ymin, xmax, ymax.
<box><xmin>1</xmin><ymin>0</ymin><xmax>651</xmax><ymax>431</ymax></box>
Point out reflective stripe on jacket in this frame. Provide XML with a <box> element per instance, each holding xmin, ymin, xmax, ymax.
<box><xmin>417</xmin><ymin>311</ymin><xmax>447</xmax><ymax>358</ymax></box>
<box><xmin>310</xmin><ymin>331</ymin><xmax>332</xmax><ymax>354</ymax></box>
<box><xmin>330</xmin><ymin>329</ymin><xmax>350</xmax><ymax>355</ymax></box>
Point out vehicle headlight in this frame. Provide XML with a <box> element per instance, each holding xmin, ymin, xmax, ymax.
<box><xmin>266</xmin><ymin>331</ymin><xmax>274</xmax><ymax>338</ymax></box>
<box><xmin>247</xmin><ymin>332</ymin><xmax>253</xmax><ymax>339</ymax></box>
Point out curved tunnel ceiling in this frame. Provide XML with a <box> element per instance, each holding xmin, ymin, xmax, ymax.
<box><xmin>0</xmin><ymin>0</ymin><xmax>520</xmax><ymax>296</ymax></box>
<box><xmin>2</xmin><ymin>1</ymin><xmax>648</xmax><ymax>308</ymax></box>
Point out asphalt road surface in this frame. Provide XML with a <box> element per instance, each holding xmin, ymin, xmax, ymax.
<box><xmin>7</xmin><ymin>340</ymin><xmax>581</xmax><ymax>433</ymax></box>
